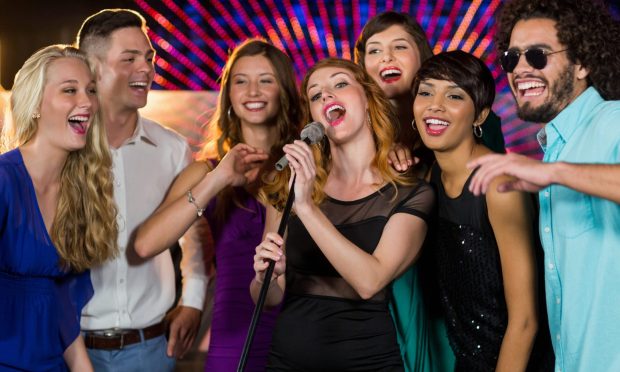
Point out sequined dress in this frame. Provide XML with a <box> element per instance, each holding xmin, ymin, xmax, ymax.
<box><xmin>431</xmin><ymin>165</ymin><xmax>508</xmax><ymax>371</ymax></box>
<box><xmin>267</xmin><ymin>182</ymin><xmax>434</xmax><ymax>371</ymax></box>
<box><xmin>429</xmin><ymin>165</ymin><xmax>553</xmax><ymax>371</ymax></box>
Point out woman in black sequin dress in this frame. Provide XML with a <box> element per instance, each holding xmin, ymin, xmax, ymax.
<box><xmin>412</xmin><ymin>51</ymin><xmax>552</xmax><ymax>371</ymax></box>
<box><xmin>251</xmin><ymin>58</ymin><xmax>435</xmax><ymax>371</ymax></box>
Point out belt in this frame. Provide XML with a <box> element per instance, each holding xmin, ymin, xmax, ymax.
<box><xmin>83</xmin><ymin>321</ymin><xmax>166</xmax><ymax>350</ymax></box>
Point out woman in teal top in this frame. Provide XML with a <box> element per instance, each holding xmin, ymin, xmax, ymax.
<box><xmin>354</xmin><ymin>11</ymin><xmax>506</xmax><ymax>371</ymax></box>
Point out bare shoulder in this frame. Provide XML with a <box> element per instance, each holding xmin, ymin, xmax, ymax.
<box><xmin>484</xmin><ymin>175</ymin><xmax>528</xmax><ymax>216</ymax></box>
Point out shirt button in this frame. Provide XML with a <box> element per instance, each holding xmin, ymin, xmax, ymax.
<box><xmin>119</xmin><ymin>278</ymin><xmax>124</xmax><ymax>284</ymax></box>
<box><xmin>544</xmin><ymin>226</ymin><xmax>551</xmax><ymax>233</ymax></box>
<box><xmin>544</xmin><ymin>191</ymin><xmax>550</xmax><ymax>197</ymax></box>
<box><xmin>556</xmin><ymin>334</ymin><xmax>561</xmax><ymax>341</ymax></box>
<box><xmin>548</xmin><ymin>263</ymin><xmax>555</xmax><ymax>270</ymax></box>
<box><xmin>556</xmin><ymin>297</ymin><xmax>561</xmax><ymax>304</ymax></box>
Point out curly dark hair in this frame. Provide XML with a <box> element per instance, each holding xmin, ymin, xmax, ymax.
<box><xmin>495</xmin><ymin>0</ymin><xmax>620</xmax><ymax>100</ymax></box>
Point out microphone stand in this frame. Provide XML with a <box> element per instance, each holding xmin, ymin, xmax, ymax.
<box><xmin>237</xmin><ymin>174</ymin><xmax>296</xmax><ymax>372</ymax></box>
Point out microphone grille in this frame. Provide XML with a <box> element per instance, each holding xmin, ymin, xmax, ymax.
<box><xmin>301</xmin><ymin>121</ymin><xmax>325</xmax><ymax>144</ymax></box>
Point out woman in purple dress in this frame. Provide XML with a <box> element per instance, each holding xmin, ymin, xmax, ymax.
<box><xmin>0</xmin><ymin>45</ymin><xmax>117</xmax><ymax>370</ymax></box>
<box><xmin>135</xmin><ymin>39</ymin><xmax>301</xmax><ymax>371</ymax></box>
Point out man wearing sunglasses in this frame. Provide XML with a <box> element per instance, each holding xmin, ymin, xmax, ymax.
<box><xmin>467</xmin><ymin>0</ymin><xmax>620</xmax><ymax>371</ymax></box>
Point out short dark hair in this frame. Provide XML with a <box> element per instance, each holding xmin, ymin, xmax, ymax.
<box><xmin>413</xmin><ymin>50</ymin><xmax>495</xmax><ymax>120</ymax></box>
<box><xmin>495</xmin><ymin>0</ymin><xmax>620</xmax><ymax>100</ymax></box>
<box><xmin>354</xmin><ymin>11</ymin><xmax>433</xmax><ymax>68</ymax></box>
<box><xmin>76</xmin><ymin>9</ymin><xmax>147</xmax><ymax>56</ymax></box>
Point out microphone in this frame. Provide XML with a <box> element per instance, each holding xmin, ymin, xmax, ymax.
<box><xmin>275</xmin><ymin>121</ymin><xmax>325</xmax><ymax>171</ymax></box>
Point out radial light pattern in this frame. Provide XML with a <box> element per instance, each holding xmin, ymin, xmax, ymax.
<box><xmin>135</xmin><ymin>0</ymin><xmax>620</xmax><ymax>156</ymax></box>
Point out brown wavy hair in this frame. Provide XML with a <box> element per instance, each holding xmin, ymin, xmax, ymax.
<box><xmin>198</xmin><ymin>39</ymin><xmax>301</xmax><ymax>221</ymax></box>
<box><xmin>354</xmin><ymin>11</ymin><xmax>433</xmax><ymax>69</ymax></box>
<box><xmin>495</xmin><ymin>0</ymin><xmax>620</xmax><ymax>100</ymax></box>
<box><xmin>354</xmin><ymin>11</ymin><xmax>435</xmax><ymax>172</ymax></box>
<box><xmin>1</xmin><ymin>45</ymin><xmax>118</xmax><ymax>272</ymax></box>
<box><xmin>263</xmin><ymin>58</ymin><xmax>414</xmax><ymax>211</ymax></box>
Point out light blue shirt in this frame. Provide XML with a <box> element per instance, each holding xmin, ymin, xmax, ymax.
<box><xmin>538</xmin><ymin>87</ymin><xmax>620</xmax><ymax>372</ymax></box>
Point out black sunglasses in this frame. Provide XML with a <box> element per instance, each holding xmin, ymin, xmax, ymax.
<box><xmin>500</xmin><ymin>48</ymin><xmax>568</xmax><ymax>73</ymax></box>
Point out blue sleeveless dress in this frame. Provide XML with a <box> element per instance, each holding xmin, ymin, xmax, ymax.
<box><xmin>0</xmin><ymin>148</ymin><xmax>93</xmax><ymax>371</ymax></box>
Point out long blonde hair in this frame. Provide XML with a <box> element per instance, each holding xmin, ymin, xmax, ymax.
<box><xmin>1</xmin><ymin>45</ymin><xmax>118</xmax><ymax>272</ymax></box>
<box><xmin>263</xmin><ymin>58</ymin><xmax>413</xmax><ymax>211</ymax></box>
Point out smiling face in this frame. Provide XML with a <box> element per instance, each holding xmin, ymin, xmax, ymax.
<box><xmin>413</xmin><ymin>78</ymin><xmax>480</xmax><ymax>152</ymax></box>
<box><xmin>96</xmin><ymin>27</ymin><xmax>155</xmax><ymax>112</ymax></box>
<box><xmin>363</xmin><ymin>25</ymin><xmax>421</xmax><ymax>100</ymax></box>
<box><xmin>507</xmin><ymin>18</ymin><xmax>588</xmax><ymax>123</ymax></box>
<box><xmin>306</xmin><ymin>66</ymin><xmax>369</xmax><ymax>143</ymax></box>
<box><xmin>228</xmin><ymin>54</ymin><xmax>281</xmax><ymax>128</ymax></box>
<box><xmin>36</xmin><ymin>57</ymin><xmax>98</xmax><ymax>152</ymax></box>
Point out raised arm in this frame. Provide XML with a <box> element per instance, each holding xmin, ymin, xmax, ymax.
<box><xmin>284</xmin><ymin>141</ymin><xmax>431</xmax><ymax>300</ymax></box>
<box><xmin>468</xmin><ymin>152</ymin><xmax>620</xmax><ymax>203</ymax></box>
<box><xmin>134</xmin><ymin>143</ymin><xmax>268</xmax><ymax>258</ymax></box>
<box><xmin>486</xmin><ymin>177</ymin><xmax>538</xmax><ymax>371</ymax></box>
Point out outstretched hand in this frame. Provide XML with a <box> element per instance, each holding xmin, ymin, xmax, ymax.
<box><xmin>215</xmin><ymin>143</ymin><xmax>268</xmax><ymax>187</ymax></box>
<box><xmin>467</xmin><ymin>152</ymin><xmax>553</xmax><ymax>195</ymax></box>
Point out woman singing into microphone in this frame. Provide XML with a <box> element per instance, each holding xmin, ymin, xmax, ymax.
<box><xmin>252</xmin><ymin>58</ymin><xmax>434</xmax><ymax>371</ymax></box>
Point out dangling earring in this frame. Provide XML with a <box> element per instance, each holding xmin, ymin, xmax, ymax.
<box><xmin>366</xmin><ymin>110</ymin><xmax>372</xmax><ymax>127</ymax></box>
<box><xmin>227</xmin><ymin>106</ymin><xmax>234</xmax><ymax>121</ymax></box>
<box><xmin>32</xmin><ymin>112</ymin><xmax>41</xmax><ymax>120</ymax></box>
<box><xmin>473</xmin><ymin>124</ymin><xmax>483</xmax><ymax>138</ymax></box>
<box><xmin>411</xmin><ymin>119</ymin><xmax>417</xmax><ymax>131</ymax></box>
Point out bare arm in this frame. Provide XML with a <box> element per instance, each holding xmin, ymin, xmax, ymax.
<box><xmin>285</xmin><ymin>140</ymin><xmax>428</xmax><ymax>299</ymax></box>
<box><xmin>468</xmin><ymin>153</ymin><xmax>620</xmax><ymax>203</ymax></box>
<box><xmin>297</xmin><ymin>203</ymin><xmax>427</xmax><ymax>299</ymax></box>
<box><xmin>134</xmin><ymin>144</ymin><xmax>268</xmax><ymax>258</ymax></box>
<box><xmin>486</xmin><ymin>177</ymin><xmax>538</xmax><ymax>371</ymax></box>
<box><xmin>251</xmin><ymin>203</ymin><xmax>286</xmax><ymax>307</ymax></box>
<box><xmin>63</xmin><ymin>335</ymin><xmax>93</xmax><ymax>372</ymax></box>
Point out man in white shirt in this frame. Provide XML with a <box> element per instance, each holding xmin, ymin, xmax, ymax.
<box><xmin>76</xmin><ymin>9</ymin><xmax>208</xmax><ymax>371</ymax></box>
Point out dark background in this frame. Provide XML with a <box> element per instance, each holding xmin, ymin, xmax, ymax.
<box><xmin>0</xmin><ymin>0</ymin><xmax>140</xmax><ymax>89</ymax></box>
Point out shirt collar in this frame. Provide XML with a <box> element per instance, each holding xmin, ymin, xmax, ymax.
<box><xmin>125</xmin><ymin>113</ymin><xmax>158</xmax><ymax>147</ymax></box>
<box><xmin>545</xmin><ymin>87</ymin><xmax>602</xmax><ymax>146</ymax></box>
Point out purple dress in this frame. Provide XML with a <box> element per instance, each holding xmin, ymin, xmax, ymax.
<box><xmin>203</xmin><ymin>186</ymin><xmax>279</xmax><ymax>372</ymax></box>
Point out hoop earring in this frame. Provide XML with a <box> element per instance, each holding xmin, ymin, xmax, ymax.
<box><xmin>227</xmin><ymin>106</ymin><xmax>233</xmax><ymax>121</ymax></box>
<box><xmin>411</xmin><ymin>119</ymin><xmax>417</xmax><ymax>131</ymax></box>
<box><xmin>32</xmin><ymin>112</ymin><xmax>41</xmax><ymax>120</ymax></box>
<box><xmin>473</xmin><ymin>124</ymin><xmax>483</xmax><ymax>138</ymax></box>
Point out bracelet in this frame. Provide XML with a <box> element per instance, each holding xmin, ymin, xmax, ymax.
<box><xmin>187</xmin><ymin>189</ymin><xmax>206</xmax><ymax>217</ymax></box>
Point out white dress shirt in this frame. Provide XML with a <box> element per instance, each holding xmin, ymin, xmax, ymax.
<box><xmin>81</xmin><ymin>115</ymin><xmax>207</xmax><ymax>330</ymax></box>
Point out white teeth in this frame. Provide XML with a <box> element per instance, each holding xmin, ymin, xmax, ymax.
<box><xmin>68</xmin><ymin>115</ymin><xmax>89</xmax><ymax>122</ymax></box>
<box><xmin>326</xmin><ymin>104</ymin><xmax>345</xmax><ymax>115</ymax></box>
<box><xmin>245</xmin><ymin>102</ymin><xmax>266</xmax><ymax>109</ymax></box>
<box><xmin>129</xmin><ymin>82</ymin><xmax>148</xmax><ymax>87</ymax></box>
<box><xmin>425</xmin><ymin>118</ymin><xmax>449</xmax><ymax>126</ymax></box>
<box><xmin>381</xmin><ymin>69</ymin><xmax>402</xmax><ymax>78</ymax></box>
<box><xmin>517</xmin><ymin>81</ymin><xmax>545</xmax><ymax>90</ymax></box>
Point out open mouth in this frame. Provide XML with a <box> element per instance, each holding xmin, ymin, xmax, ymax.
<box><xmin>424</xmin><ymin>117</ymin><xmax>450</xmax><ymax>136</ymax></box>
<box><xmin>244</xmin><ymin>101</ymin><xmax>267</xmax><ymax>111</ymax></box>
<box><xmin>380</xmin><ymin>67</ymin><xmax>402</xmax><ymax>83</ymax></box>
<box><xmin>68</xmin><ymin>115</ymin><xmax>89</xmax><ymax>135</ymax></box>
<box><xmin>324</xmin><ymin>104</ymin><xmax>346</xmax><ymax>126</ymax></box>
<box><xmin>129</xmin><ymin>81</ymin><xmax>149</xmax><ymax>91</ymax></box>
<box><xmin>516</xmin><ymin>80</ymin><xmax>546</xmax><ymax>98</ymax></box>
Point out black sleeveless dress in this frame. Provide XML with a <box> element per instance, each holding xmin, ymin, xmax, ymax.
<box><xmin>267</xmin><ymin>182</ymin><xmax>434</xmax><ymax>372</ymax></box>
<box><xmin>429</xmin><ymin>165</ymin><xmax>553</xmax><ymax>371</ymax></box>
